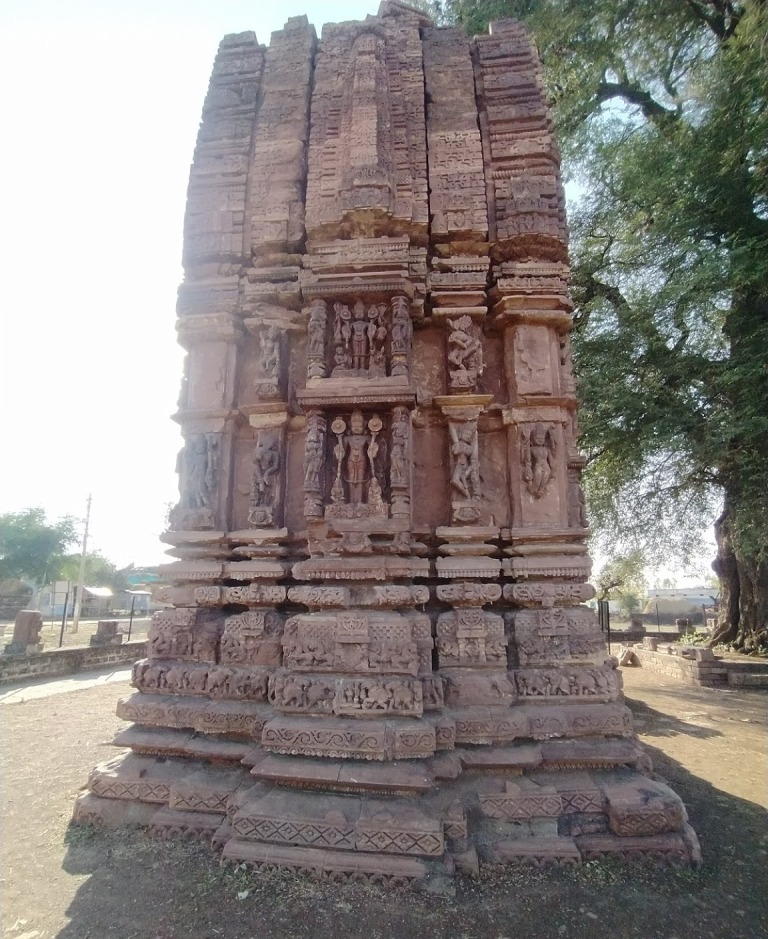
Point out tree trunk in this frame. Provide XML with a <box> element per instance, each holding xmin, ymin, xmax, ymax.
<box><xmin>710</xmin><ymin>494</ymin><xmax>768</xmax><ymax>652</ymax></box>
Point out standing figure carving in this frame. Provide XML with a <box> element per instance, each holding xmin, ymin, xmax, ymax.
<box><xmin>303</xmin><ymin>412</ymin><xmax>326</xmax><ymax>517</ymax></box>
<box><xmin>248</xmin><ymin>431</ymin><xmax>280</xmax><ymax>527</ymax></box>
<box><xmin>307</xmin><ymin>300</ymin><xmax>328</xmax><ymax>379</ymax></box>
<box><xmin>177</xmin><ymin>434</ymin><xmax>218</xmax><ymax>510</ymax></box>
<box><xmin>169</xmin><ymin>434</ymin><xmax>219</xmax><ymax>530</ymax></box>
<box><xmin>254</xmin><ymin>326</ymin><xmax>282</xmax><ymax>397</ymax></box>
<box><xmin>390</xmin><ymin>295</ymin><xmax>412</xmax><ymax>377</ymax></box>
<box><xmin>389</xmin><ymin>407</ymin><xmax>410</xmax><ymax>489</ymax></box>
<box><xmin>345</xmin><ymin>409</ymin><xmax>372</xmax><ymax>505</ymax></box>
<box><xmin>449</xmin><ymin>421</ymin><xmax>479</xmax><ymax>501</ymax></box>
<box><xmin>332</xmin><ymin>300</ymin><xmax>387</xmax><ymax>377</ymax></box>
<box><xmin>521</xmin><ymin>423</ymin><xmax>557</xmax><ymax>498</ymax></box>
<box><xmin>567</xmin><ymin>467</ymin><xmax>588</xmax><ymax>528</ymax></box>
<box><xmin>324</xmin><ymin>410</ymin><xmax>388</xmax><ymax>522</ymax></box>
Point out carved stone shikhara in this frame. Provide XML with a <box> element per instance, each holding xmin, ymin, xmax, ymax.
<box><xmin>75</xmin><ymin>4</ymin><xmax>699</xmax><ymax>884</ymax></box>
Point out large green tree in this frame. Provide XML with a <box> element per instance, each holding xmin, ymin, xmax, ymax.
<box><xmin>0</xmin><ymin>508</ymin><xmax>78</xmax><ymax>587</ymax></box>
<box><xmin>437</xmin><ymin>0</ymin><xmax>768</xmax><ymax>650</ymax></box>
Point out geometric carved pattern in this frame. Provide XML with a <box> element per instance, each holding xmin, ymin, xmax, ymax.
<box><xmin>90</xmin><ymin>779</ymin><xmax>171</xmax><ymax>804</ymax></box>
<box><xmin>356</xmin><ymin>829</ymin><xmax>443</xmax><ymax>857</ymax></box>
<box><xmin>479</xmin><ymin>788</ymin><xmax>563</xmax><ymax>820</ymax></box>
<box><xmin>233</xmin><ymin>816</ymin><xmax>356</xmax><ymax>849</ymax></box>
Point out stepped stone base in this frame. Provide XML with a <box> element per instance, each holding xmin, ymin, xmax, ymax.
<box><xmin>73</xmin><ymin>737</ymin><xmax>701</xmax><ymax>882</ymax></box>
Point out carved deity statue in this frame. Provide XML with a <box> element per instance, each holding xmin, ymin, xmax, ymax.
<box><xmin>331</xmin><ymin>300</ymin><xmax>387</xmax><ymax>377</ymax></box>
<box><xmin>249</xmin><ymin>431</ymin><xmax>280</xmax><ymax>526</ymax></box>
<box><xmin>345</xmin><ymin>410</ymin><xmax>369</xmax><ymax>503</ymax></box>
<box><xmin>389</xmin><ymin>407</ymin><xmax>409</xmax><ymax>489</ymax></box>
<box><xmin>307</xmin><ymin>300</ymin><xmax>328</xmax><ymax>378</ymax></box>
<box><xmin>176</xmin><ymin>434</ymin><xmax>217</xmax><ymax>510</ymax></box>
<box><xmin>447</xmin><ymin>315</ymin><xmax>483</xmax><ymax>391</ymax></box>
<box><xmin>449</xmin><ymin>421</ymin><xmax>479</xmax><ymax>500</ymax></box>
<box><xmin>567</xmin><ymin>466</ymin><xmax>588</xmax><ymax>528</ymax></box>
<box><xmin>258</xmin><ymin>327</ymin><xmax>281</xmax><ymax>381</ymax></box>
<box><xmin>304</xmin><ymin>414</ymin><xmax>325</xmax><ymax>491</ymax></box>
<box><xmin>389</xmin><ymin>296</ymin><xmax>412</xmax><ymax>378</ymax></box>
<box><xmin>521</xmin><ymin>423</ymin><xmax>557</xmax><ymax>498</ymax></box>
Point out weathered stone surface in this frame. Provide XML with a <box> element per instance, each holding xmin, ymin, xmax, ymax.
<box><xmin>74</xmin><ymin>4</ymin><xmax>695</xmax><ymax>878</ymax></box>
<box><xmin>486</xmin><ymin>837</ymin><xmax>581</xmax><ymax>866</ymax></box>
<box><xmin>221</xmin><ymin>840</ymin><xmax>430</xmax><ymax>884</ymax></box>
<box><xmin>575</xmin><ymin>831</ymin><xmax>692</xmax><ymax>864</ymax></box>
<box><xmin>603</xmin><ymin>776</ymin><xmax>686</xmax><ymax>837</ymax></box>
<box><xmin>5</xmin><ymin>610</ymin><xmax>43</xmax><ymax>655</ymax></box>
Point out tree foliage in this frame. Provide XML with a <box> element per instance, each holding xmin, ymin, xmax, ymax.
<box><xmin>0</xmin><ymin>508</ymin><xmax>78</xmax><ymax>587</ymax></box>
<box><xmin>595</xmin><ymin>550</ymin><xmax>648</xmax><ymax>618</ymax></box>
<box><xmin>438</xmin><ymin>0</ymin><xmax>768</xmax><ymax>649</ymax></box>
<box><xmin>58</xmin><ymin>552</ymin><xmax>128</xmax><ymax>593</ymax></box>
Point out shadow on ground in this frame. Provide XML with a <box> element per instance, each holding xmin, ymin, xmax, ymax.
<box><xmin>56</xmin><ymin>750</ymin><xmax>768</xmax><ymax>939</ymax></box>
<box><xmin>623</xmin><ymin>695</ymin><xmax>725</xmax><ymax>739</ymax></box>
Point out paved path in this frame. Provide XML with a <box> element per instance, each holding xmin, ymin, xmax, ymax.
<box><xmin>0</xmin><ymin>665</ymin><xmax>132</xmax><ymax>705</ymax></box>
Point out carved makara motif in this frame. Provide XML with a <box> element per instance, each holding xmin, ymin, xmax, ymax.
<box><xmin>520</xmin><ymin>423</ymin><xmax>557</xmax><ymax>499</ymax></box>
<box><xmin>446</xmin><ymin>315</ymin><xmax>483</xmax><ymax>392</ymax></box>
<box><xmin>504</xmin><ymin>582</ymin><xmax>596</xmax><ymax>608</ymax></box>
<box><xmin>248</xmin><ymin>431</ymin><xmax>280</xmax><ymax>527</ymax></box>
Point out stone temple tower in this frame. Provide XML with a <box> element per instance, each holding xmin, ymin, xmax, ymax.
<box><xmin>75</xmin><ymin>2</ymin><xmax>699</xmax><ymax>883</ymax></box>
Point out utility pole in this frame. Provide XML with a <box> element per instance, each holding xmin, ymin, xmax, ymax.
<box><xmin>70</xmin><ymin>493</ymin><xmax>92</xmax><ymax>634</ymax></box>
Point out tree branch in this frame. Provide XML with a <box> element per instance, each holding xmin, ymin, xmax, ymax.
<box><xmin>595</xmin><ymin>80</ymin><xmax>678</xmax><ymax>128</ymax></box>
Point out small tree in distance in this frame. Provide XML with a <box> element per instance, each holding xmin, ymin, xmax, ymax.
<box><xmin>0</xmin><ymin>508</ymin><xmax>78</xmax><ymax>589</ymax></box>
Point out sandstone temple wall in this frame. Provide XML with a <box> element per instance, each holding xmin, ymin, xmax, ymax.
<box><xmin>75</xmin><ymin>2</ymin><xmax>700</xmax><ymax>884</ymax></box>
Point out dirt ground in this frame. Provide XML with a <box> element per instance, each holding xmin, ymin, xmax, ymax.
<box><xmin>1</xmin><ymin>668</ymin><xmax>766</xmax><ymax>939</ymax></box>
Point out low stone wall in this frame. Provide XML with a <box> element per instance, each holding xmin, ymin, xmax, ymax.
<box><xmin>0</xmin><ymin>641</ymin><xmax>147</xmax><ymax>685</ymax></box>
<box><xmin>630</xmin><ymin>646</ymin><xmax>729</xmax><ymax>688</ymax></box>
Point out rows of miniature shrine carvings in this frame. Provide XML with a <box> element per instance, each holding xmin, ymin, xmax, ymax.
<box><xmin>133</xmin><ymin>586</ymin><xmax>617</xmax><ymax>719</ymax></box>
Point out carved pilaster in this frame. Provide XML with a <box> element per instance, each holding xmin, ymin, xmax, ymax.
<box><xmin>302</xmin><ymin>410</ymin><xmax>326</xmax><ymax>518</ymax></box>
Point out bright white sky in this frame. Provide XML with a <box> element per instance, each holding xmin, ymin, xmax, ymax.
<box><xmin>0</xmin><ymin>0</ymin><xmax>371</xmax><ymax>567</ymax></box>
